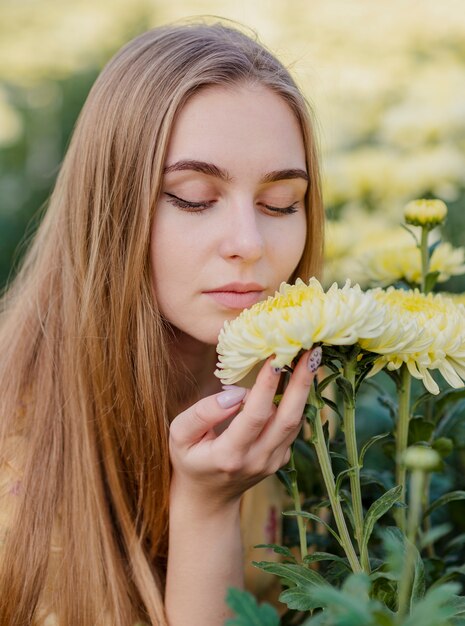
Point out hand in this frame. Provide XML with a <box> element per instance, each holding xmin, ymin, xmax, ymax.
<box><xmin>169</xmin><ymin>346</ymin><xmax>322</xmax><ymax>512</ymax></box>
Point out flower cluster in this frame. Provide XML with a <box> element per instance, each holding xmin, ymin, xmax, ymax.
<box><xmin>361</xmin><ymin>288</ymin><xmax>465</xmax><ymax>394</ymax></box>
<box><xmin>215</xmin><ymin>278</ymin><xmax>465</xmax><ymax>394</ymax></box>
<box><xmin>357</xmin><ymin>241</ymin><xmax>465</xmax><ymax>287</ymax></box>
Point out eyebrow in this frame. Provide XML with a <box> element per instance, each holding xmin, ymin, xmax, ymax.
<box><xmin>163</xmin><ymin>159</ymin><xmax>309</xmax><ymax>184</ymax></box>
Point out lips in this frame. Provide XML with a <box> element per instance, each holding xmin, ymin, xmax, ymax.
<box><xmin>203</xmin><ymin>282</ymin><xmax>266</xmax><ymax>309</ymax></box>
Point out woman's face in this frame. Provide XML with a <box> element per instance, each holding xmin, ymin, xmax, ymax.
<box><xmin>151</xmin><ymin>83</ymin><xmax>308</xmax><ymax>345</ymax></box>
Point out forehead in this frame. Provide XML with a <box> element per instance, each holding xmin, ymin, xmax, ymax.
<box><xmin>165</xmin><ymin>83</ymin><xmax>306</xmax><ymax>172</ymax></box>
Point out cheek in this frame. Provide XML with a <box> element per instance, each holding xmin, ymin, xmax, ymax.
<box><xmin>150</xmin><ymin>215</ymin><xmax>183</xmax><ymax>307</ymax></box>
<box><xmin>150</xmin><ymin>213</ymin><xmax>203</xmax><ymax>318</ymax></box>
<box><xmin>271</xmin><ymin>218</ymin><xmax>307</xmax><ymax>278</ymax></box>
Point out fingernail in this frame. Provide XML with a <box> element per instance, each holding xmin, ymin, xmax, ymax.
<box><xmin>307</xmin><ymin>346</ymin><xmax>322</xmax><ymax>373</ymax></box>
<box><xmin>217</xmin><ymin>386</ymin><xmax>247</xmax><ymax>409</ymax></box>
<box><xmin>271</xmin><ymin>366</ymin><xmax>282</xmax><ymax>375</ymax></box>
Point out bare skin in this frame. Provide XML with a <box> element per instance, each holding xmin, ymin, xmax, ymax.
<box><xmin>166</xmin><ymin>350</ymin><xmax>318</xmax><ymax>625</ymax></box>
<box><xmin>151</xmin><ymin>82</ymin><xmax>315</xmax><ymax>624</ymax></box>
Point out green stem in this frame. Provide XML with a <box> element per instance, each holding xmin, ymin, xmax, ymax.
<box><xmin>395</xmin><ymin>364</ymin><xmax>412</xmax><ymax>533</ymax></box>
<box><xmin>420</xmin><ymin>227</ymin><xmax>429</xmax><ymax>293</ymax></box>
<box><xmin>289</xmin><ymin>446</ymin><xmax>308</xmax><ymax>561</ymax></box>
<box><xmin>397</xmin><ymin>470</ymin><xmax>425</xmax><ymax>621</ymax></box>
<box><xmin>422</xmin><ymin>473</ymin><xmax>435</xmax><ymax>558</ymax></box>
<box><xmin>310</xmin><ymin>392</ymin><xmax>363</xmax><ymax>573</ymax></box>
<box><xmin>342</xmin><ymin>359</ymin><xmax>370</xmax><ymax>572</ymax></box>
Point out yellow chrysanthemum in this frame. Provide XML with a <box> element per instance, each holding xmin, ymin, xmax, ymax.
<box><xmin>357</xmin><ymin>241</ymin><xmax>465</xmax><ymax>287</ymax></box>
<box><xmin>216</xmin><ymin>279</ymin><xmax>465</xmax><ymax>395</ymax></box>
<box><xmin>361</xmin><ymin>288</ymin><xmax>465</xmax><ymax>394</ymax></box>
<box><xmin>215</xmin><ymin>278</ymin><xmax>387</xmax><ymax>385</ymax></box>
<box><xmin>446</xmin><ymin>293</ymin><xmax>465</xmax><ymax>310</ymax></box>
<box><xmin>404</xmin><ymin>199</ymin><xmax>448</xmax><ymax>228</ymax></box>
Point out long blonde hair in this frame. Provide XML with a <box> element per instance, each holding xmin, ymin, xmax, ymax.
<box><xmin>0</xmin><ymin>22</ymin><xmax>324</xmax><ymax>625</ymax></box>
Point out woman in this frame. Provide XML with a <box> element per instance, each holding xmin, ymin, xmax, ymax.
<box><xmin>0</xmin><ymin>22</ymin><xmax>324</xmax><ymax>625</ymax></box>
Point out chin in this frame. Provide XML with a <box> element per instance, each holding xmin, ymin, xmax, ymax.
<box><xmin>178</xmin><ymin>322</ymin><xmax>226</xmax><ymax>347</ymax></box>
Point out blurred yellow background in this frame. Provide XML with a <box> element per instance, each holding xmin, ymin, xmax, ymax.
<box><xmin>1</xmin><ymin>0</ymin><xmax>465</xmax><ymax>289</ymax></box>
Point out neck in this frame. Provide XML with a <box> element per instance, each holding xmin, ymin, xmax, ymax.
<box><xmin>169</xmin><ymin>329</ymin><xmax>222</xmax><ymax>409</ymax></box>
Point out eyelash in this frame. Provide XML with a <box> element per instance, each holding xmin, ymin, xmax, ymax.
<box><xmin>164</xmin><ymin>192</ymin><xmax>299</xmax><ymax>215</ymax></box>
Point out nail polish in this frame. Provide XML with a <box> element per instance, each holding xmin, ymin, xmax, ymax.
<box><xmin>217</xmin><ymin>386</ymin><xmax>247</xmax><ymax>408</ymax></box>
<box><xmin>307</xmin><ymin>346</ymin><xmax>322</xmax><ymax>373</ymax></box>
<box><xmin>272</xmin><ymin>366</ymin><xmax>282</xmax><ymax>374</ymax></box>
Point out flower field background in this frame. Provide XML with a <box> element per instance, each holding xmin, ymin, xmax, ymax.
<box><xmin>3</xmin><ymin>3</ymin><xmax>465</xmax><ymax>623</ymax></box>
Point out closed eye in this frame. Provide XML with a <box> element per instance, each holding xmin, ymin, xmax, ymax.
<box><xmin>164</xmin><ymin>192</ymin><xmax>300</xmax><ymax>215</ymax></box>
<box><xmin>165</xmin><ymin>192</ymin><xmax>214</xmax><ymax>211</ymax></box>
<box><xmin>262</xmin><ymin>201</ymin><xmax>299</xmax><ymax>215</ymax></box>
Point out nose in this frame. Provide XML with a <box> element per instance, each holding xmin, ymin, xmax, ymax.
<box><xmin>219</xmin><ymin>202</ymin><xmax>265</xmax><ymax>263</ymax></box>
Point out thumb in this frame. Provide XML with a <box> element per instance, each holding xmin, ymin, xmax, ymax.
<box><xmin>170</xmin><ymin>386</ymin><xmax>248</xmax><ymax>445</ymax></box>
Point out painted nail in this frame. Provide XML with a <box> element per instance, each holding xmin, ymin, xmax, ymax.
<box><xmin>272</xmin><ymin>366</ymin><xmax>282</xmax><ymax>375</ymax></box>
<box><xmin>217</xmin><ymin>386</ymin><xmax>247</xmax><ymax>409</ymax></box>
<box><xmin>307</xmin><ymin>346</ymin><xmax>322</xmax><ymax>373</ymax></box>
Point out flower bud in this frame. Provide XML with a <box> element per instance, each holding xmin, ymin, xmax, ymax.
<box><xmin>403</xmin><ymin>445</ymin><xmax>441</xmax><ymax>471</ymax></box>
<box><xmin>404</xmin><ymin>199</ymin><xmax>447</xmax><ymax>229</ymax></box>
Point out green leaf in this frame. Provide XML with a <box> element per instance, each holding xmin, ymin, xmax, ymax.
<box><xmin>293</xmin><ymin>437</ymin><xmax>316</xmax><ymax>462</ymax></box>
<box><xmin>336</xmin><ymin>375</ymin><xmax>355</xmax><ymax>406</ymax></box>
<box><xmin>411</xmin><ymin>390</ymin><xmax>435</xmax><ymax>414</ymax></box>
<box><xmin>339</xmin><ymin>489</ymin><xmax>356</xmax><ymax>531</ymax></box>
<box><xmin>376</xmin><ymin>395</ymin><xmax>399</xmax><ymax>424</ymax></box>
<box><xmin>359</xmin><ymin>433</ymin><xmax>390</xmax><ymax>467</ymax></box>
<box><xmin>360</xmin><ymin>468</ymin><xmax>394</xmax><ymax>491</ymax></box>
<box><xmin>411</xmin><ymin>544</ymin><xmax>426</xmax><ymax>608</ymax></box>
<box><xmin>445</xmin><ymin>532</ymin><xmax>465</xmax><ymax>554</ymax></box>
<box><xmin>330</xmin><ymin>451</ymin><xmax>350</xmax><ymax>466</ymax></box>
<box><xmin>381</xmin><ymin>527</ymin><xmax>425</xmax><ymax>607</ymax></box>
<box><xmin>369</xmin><ymin>572</ymin><xmax>398</xmax><ymax>612</ymax></box>
<box><xmin>424</xmin><ymin>270</ymin><xmax>440</xmax><ymax>294</ymax></box>
<box><xmin>342</xmin><ymin>571</ymin><xmax>371</xmax><ymax>597</ymax></box>
<box><xmin>254</xmin><ymin>544</ymin><xmax>297</xmax><ymax>562</ymax></box>
<box><xmin>408</xmin><ymin>417</ymin><xmax>435</xmax><ymax>445</ymax></box>
<box><xmin>283</xmin><ymin>510</ymin><xmax>342</xmax><ymax>545</ymax></box>
<box><xmin>252</xmin><ymin>562</ymin><xmax>329</xmax><ymax>611</ymax></box>
<box><xmin>403</xmin><ymin>582</ymin><xmax>462</xmax><ymax>626</ymax></box>
<box><xmin>360</xmin><ymin>486</ymin><xmax>402</xmax><ymax>566</ymax></box>
<box><xmin>224</xmin><ymin>588</ymin><xmax>280</xmax><ymax>626</ymax></box>
<box><xmin>448</xmin><ymin>594</ymin><xmax>465</xmax><ymax>615</ymax></box>
<box><xmin>276</xmin><ymin>468</ymin><xmax>294</xmax><ymax>497</ymax></box>
<box><xmin>430</xmin><ymin>565</ymin><xmax>465</xmax><ymax>589</ymax></box>
<box><xmin>321</xmin><ymin>396</ymin><xmax>344</xmax><ymax>420</ymax></box>
<box><xmin>436</xmin><ymin>391</ymin><xmax>465</xmax><ymax>419</ymax></box>
<box><xmin>428</xmin><ymin>239</ymin><xmax>442</xmax><ymax>256</ymax></box>
<box><xmin>322</xmin><ymin>346</ymin><xmax>345</xmax><ymax>361</ymax></box>
<box><xmin>303</xmin><ymin>552</ymin><xmax>351</xmax><ymax>569</ymax></box>
<box><xmin>304</xmin><ymin>403</ymin><xmax>318</xmax><ymax>424</ymax></box>
<box><xmin>317</xmin><ymin>371</ymin><xmax>341</xmax><ymax>393</ymax></box>
<box><xmin>419</xmin><ymin>523</ymin><xmax>452</xmax><ymax>550</ymax></box>
<box><xmin>295</xmin><ymin>573</ymin><xmax>379</xmax><ymax>625</ymax></box>
<box><xmin>335</xmin><ymin>466</ymin><xmax>356</xmax><ymax>497</ymax></box>
<box><xmin>423</xmin><ymin>490</ymin><xmax>465</xmax><ymax>519</ymax></box>
<box><xmin>279</xmin><ymin>587</ymin><xmax>326</xmax><ymax>612</ymax></box>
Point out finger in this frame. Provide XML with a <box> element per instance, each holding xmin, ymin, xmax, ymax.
<box><xmin>170</xmin><ymin>386</ymin><xmax>248</xmax><ymax>446</ymax></box>
<box><xmin>223</xmin><ymin>356</ymin><xmax>282</xmax><ymax>451</ymax></box>
<box><xmin>256</xmin><ymin>346</ymin><xmax>322</xmax><ymax>454</ymax></box>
